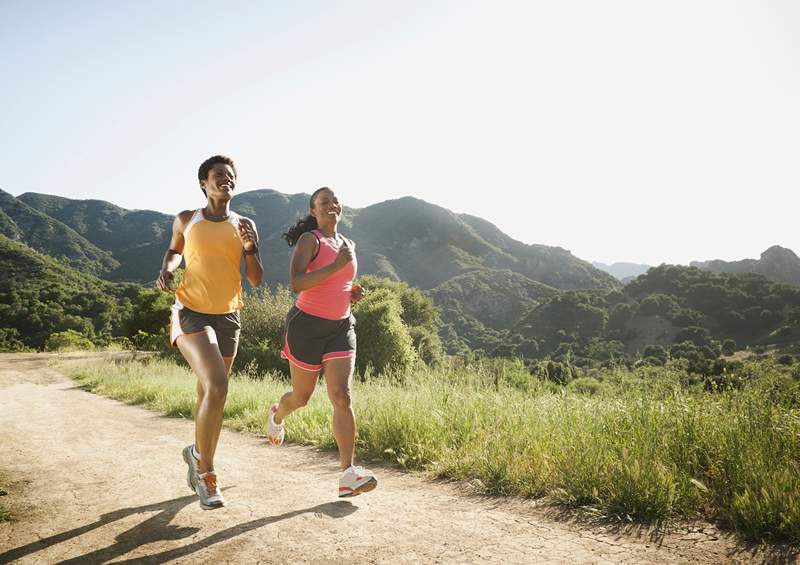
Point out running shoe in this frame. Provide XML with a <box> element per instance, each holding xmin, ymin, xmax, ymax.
<box><xmin>267</xmin><ymin>403</ymin><xmax>285</xmax><ymax>446</ymax></box>
<box><xmin>183</xmin><ymin>444</ymin><xmax>225</xmax><ymax>509</ymax></box>
<box><xmin>338</xmin><ymin>465</ymin><xmax>377</xmax><ymax>498</ymax></box>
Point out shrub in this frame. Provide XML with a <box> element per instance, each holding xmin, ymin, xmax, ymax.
<box><xmin>352</xmin><ymin>288</ymin><xmax>417</xmax><ymax>375</ymax></box>
<box><xmin>45</xmin><ymin>329</ymin><xmax>95</xmax><ymax>351</ymax></box>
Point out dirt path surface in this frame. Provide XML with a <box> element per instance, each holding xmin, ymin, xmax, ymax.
<box><xmin>0</xmin><ymin>353</ymin><xmax>793</xmax><ymax>564</ymax></box>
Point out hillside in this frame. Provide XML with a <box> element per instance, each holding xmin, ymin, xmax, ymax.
<box><xmin>0</xmin><ymin>234</ymin><xmax>140</xmax><ymax>348</ymax></box>
<box><xmin>17</xmin><ymin>192</ymin><xmax>174</xmax><ymax>282</ymax></box>
<box><xmin>0</xmin><ymin>190</ymin><xmax>118</xmax><ymax>276</ymax></box>
<box><xmin>510</xmin><ymin>265</ymin><xmax>800</xmax><ymax>367</ymax></box>
<box><xmin>691</xmin><ymin>246</ymin><xmax>800</xmax><ymax>287</ymax></box>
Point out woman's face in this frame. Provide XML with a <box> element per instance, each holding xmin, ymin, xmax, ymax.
<box><xmin>201</xmin><ymin>163</ymin><xmax>236</xmax><ymax>201</ymax></box>
<box><xmin>311</xmin><ymin>189</ymin><xmax>342</xmax><ymax>223</ymax></box>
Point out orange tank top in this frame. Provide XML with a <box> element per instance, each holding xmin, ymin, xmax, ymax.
<box><xmin>175</xmin><ymin>209</ymin><xmax>244</xmax><ymax>314</ymax></box>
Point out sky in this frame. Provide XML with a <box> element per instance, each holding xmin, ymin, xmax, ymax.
<box><xmin>1</xmin><ymin>0</ymin><xmax>798</xmax><ymax>266</ymax></box>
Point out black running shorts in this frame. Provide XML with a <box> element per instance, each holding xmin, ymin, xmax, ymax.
<box><xmin>170</xmin><ymin>304</ymin><xmax>241</xmax><ymax>358</ymax></box>
<box><xmin>281</xmin><ymin>305</ymin><xmax>356</xmax><ymax>371</ymax></box>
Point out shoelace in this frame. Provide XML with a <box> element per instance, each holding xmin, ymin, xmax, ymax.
<box><xmin>200</xmin><ymin>472</ymin><xmax>219</xmax><ymax>494</ymax></box>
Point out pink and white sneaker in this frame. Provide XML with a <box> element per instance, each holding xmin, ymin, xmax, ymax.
<box><xmin>338</xmin><ymin>465</ymin><xmax>377</xmax><ymax>498</ymax></box>
<box><xmin>267</xmin><ymin>403</ymin><xmax>285</xmax><ymax>446</ymax></box>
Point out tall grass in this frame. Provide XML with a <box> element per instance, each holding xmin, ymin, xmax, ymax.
<box><xmin>62</xmin><ymin>356</ymin><xmax>800</xmax><ymax>544</ymax></box>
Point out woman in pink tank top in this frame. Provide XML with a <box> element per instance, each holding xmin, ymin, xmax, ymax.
<box><xmin>267</xmin><ymin>187</ymin><xmax>377</xmax><ymax>498</ymax></box>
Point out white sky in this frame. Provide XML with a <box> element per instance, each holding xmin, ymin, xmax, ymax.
<box><xmin>1</xmin><ymin>0</ymin><xmax>798</xmax><ymax>265</ymax></box>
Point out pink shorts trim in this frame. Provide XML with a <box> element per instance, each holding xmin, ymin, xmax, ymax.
<box><xmin>321</xmin><ymin>351</ymin><xmax>356</xmax><ymax>362</ymax></box>
<box><xmin>281</xmin><ymin>341</ymin><xmax>323</xmax><ymax>372</ymax></box>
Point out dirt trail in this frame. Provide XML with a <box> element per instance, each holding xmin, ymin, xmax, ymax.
<box><xmin>0</xmin><ymin>353</ymin><xmax>791</xmax><ymax>564</ymax></box>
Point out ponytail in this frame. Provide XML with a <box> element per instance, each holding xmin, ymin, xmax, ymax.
<box><xmin>282</xmin><ymin>186</ymin><xmax>331</xmax><ymax>247</ymax></box>
<box><xmin>282</xmin><ymin>214</ymin><xmax>318</xmax><ymax>247</ymax></box>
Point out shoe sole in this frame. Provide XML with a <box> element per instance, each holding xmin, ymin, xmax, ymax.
<box><xmin>338</xmin><ymin>477</ymin><xmax>378</xmax><ymax>498</ymax></box>
<box><xmin>200</xmin><ymin>500</ymin><xmax>226</xmax><ymax>510</ymax></box>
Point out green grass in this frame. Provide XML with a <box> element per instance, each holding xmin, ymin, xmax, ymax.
<box><xmin>61</xmin><ymin>356</ymin><xmax>800</xmax><ymax>544</ymax></box>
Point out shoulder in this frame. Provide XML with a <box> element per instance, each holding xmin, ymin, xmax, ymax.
<box><xmin>341</xmin><ymin>235</ymin><xmax>355</xmax><ymax>249</ymax></box>
<box><xmin>297</xmin><ymin>230</ymin><xmax>320</xmax><ymax>245</ymax></box>
<box><xmin>174</xmin><ymin>209</ymin><xmax>196</xmax><ymax>230</ymax></box>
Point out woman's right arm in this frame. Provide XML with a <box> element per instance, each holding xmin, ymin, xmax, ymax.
<box><xmin>156</xmin><ymin>211</ymin><xmax>191</xmax><ymax>292</ymax></box>
<box><xmin>289</xmin><ymin>232</ymin><xmax>353</xmax><ymax>293</ymax></box>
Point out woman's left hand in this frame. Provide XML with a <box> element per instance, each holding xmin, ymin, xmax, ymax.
<box><xmin>238</xmin><ymin>219</ymin><xmax>258</xmax><ymax>252</ymax></box>
<box><xmin>350</xmin><ymin>283</ymin><xmax>366</xmax><ymax>303</ymax></box>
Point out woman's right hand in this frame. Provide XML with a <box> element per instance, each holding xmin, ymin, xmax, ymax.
<box><xmin>333</xmin><ymin>239</ymin><xmax>354</xmax><ymax>269</ymax></box>
<box><xmin>156</xmin><ymin>269</ymin><xmax>175</xmax><ymax>292</ymax></box>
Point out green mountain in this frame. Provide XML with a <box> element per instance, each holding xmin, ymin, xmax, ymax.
<box><xmin>17</xmin><ymin>192</ymin><xmax>173</xmax><ymax>282</ymax></box>
<box><xmin>17</xmin><ymin>190</ymin><xmax>618</xmax><ymax>291</ymax></box>
<box><xmin>511</xmin><ymin>265</ymin><xmax>800</xmax><ymax>366</ymax></box>
<box><xmin>0</xmin><ymin>189</ymin><xmax>118</xmax><ymax>276</ymax></box>
<box><xmin>691</xmin><ymin>246</ymin><xmax>800</xmax><ymax>288</ymax></box>
<box><xmin>16</xmin><ymin>190</ymin><xmax>618</xmax><ymax>345</ymax></box>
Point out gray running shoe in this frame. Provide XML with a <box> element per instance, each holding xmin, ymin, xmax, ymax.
<box><xmin>182</xmin><ymin>445</ymin><xmax>225</xmax><ymax>509</ymax></box>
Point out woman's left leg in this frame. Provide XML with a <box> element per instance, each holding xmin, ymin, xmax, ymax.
<box><xmin>322</xmin><ymin>356</ymin><xmax>356</xmax><ymax>470</ymax></box>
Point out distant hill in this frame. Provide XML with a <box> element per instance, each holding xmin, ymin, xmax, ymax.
<box><xmin>691</xmin><ymin>246</ymin><xmax>800</xmax><ymax>287</ymax></box>
<box><xmin>0</xmin><ymin>189</ymin><xmax>118</xmax><ymax>276</ymax></box>
<box><xmin>17</xmin><ymin>192</ymin><xmax>173</xmax><ymax>283</ymax></box>
<box><xmin>511</xmin><ymin>265</ymin><xmax>800</xmax><ymax>365</ymax></box>
<box><xmin>17</xmin><ymin>190</ymin><xmax>618</xmax><ymax>291</ymax></box>
<box><xmin>592</xmin><ymin>261</ymin><xmax>651</xmax><ymax>281</ymax></box>
<box><xmin>429</xmin><ymin>269</ymin><xmax>560</xmax><ymax>353</ymax></box>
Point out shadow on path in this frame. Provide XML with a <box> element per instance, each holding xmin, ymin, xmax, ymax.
<box><xmin>0</xmin><ymin>491</ymin><xmax>356</xmax><ymax>564</ymax></box>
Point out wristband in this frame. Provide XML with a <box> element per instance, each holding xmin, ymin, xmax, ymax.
<box><xmin>244</xmin><ymin>245</ymin><xmax>259</xmax><ymax>256</ymax></box>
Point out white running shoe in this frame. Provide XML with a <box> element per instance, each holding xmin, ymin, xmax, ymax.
<box><xmin>267</xmin><ymin>403</ymin><xmax>285</xmax><ymax>446</ymax></box>
<box><xmin>193</xmin><ymin>471</ymin><xmax>226</xmax><ymax>510</ymax></box>
<box><xmin>338</xmin><ymin>465</ymin><xmax>377</xmax><ymax>498</ymax></box>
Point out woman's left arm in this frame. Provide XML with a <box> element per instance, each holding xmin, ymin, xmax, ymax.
<box><xmin>238</xmin><ymin>218</ymin><xmax>263</xmax><ymax>286</ymax></box>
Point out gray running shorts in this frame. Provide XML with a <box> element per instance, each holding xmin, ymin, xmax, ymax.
<box><xmin>281</xmin><ymin>305</ymin><xmax>356</xmax><ymax>371</ymax></box>
<box><xmin>170</xmin><ymin>304</ymin><xmax>241</xmax><ymax>358</ymax></box>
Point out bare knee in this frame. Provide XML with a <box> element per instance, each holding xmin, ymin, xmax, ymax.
<box><xmin>205</xmin><ymin>378</ymin><xmax>228</xmax><ymax>404</ymax></box>
<box><xmin>328</xmin><ymin>386</ymin><xmax>352</xmax><ymax>411</ymax></box>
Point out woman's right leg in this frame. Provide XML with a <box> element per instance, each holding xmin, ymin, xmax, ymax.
<box><xmin>177</xmin><ymin>331</ymin><xmax>228</xmax><ymax>474</ymax></box>
<box><xmin>273</xmin><ymin>362</ymin><xmax>319</xmax><ymax>425</ymax></box>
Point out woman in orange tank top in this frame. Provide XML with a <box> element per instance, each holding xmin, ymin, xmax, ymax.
<box><xmin>155</xmin><ymin>155</ymin><xmax>263</xmax><ymax>510</ymax></box>
<box><xmin>267</xmin><ymin>187</ymin><xmax>377</xmax><ymax>498</ymax></box>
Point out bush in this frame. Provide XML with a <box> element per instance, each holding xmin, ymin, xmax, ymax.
<box><xmin>0</xmin><ymin>327</ymin><xmax>29</xmax><ymax>352</ymax></box>
<box><xmin>45</xmin><ymin>329</ymin><xmax>95</xmax><ymax>351</ymax></box>
<box><xmin>721</xmin><ymin>339</ymin><xmax>737</xmax><ymax>356</ymax></box>
<box><xmin>237</xmin><ymin>286</ymin><xmax>295</xmax><ymax>376</ymax></box>
<box><xmin>352</xmin><ymin>288</ymin><xmax>417</xmax><ymax>375</ymax></box>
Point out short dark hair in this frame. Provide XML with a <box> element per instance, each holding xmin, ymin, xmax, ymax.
<box><xmin>198</xmin><ymin>155</ymin><xmax>237</xmax><ymax>196</ymax></box>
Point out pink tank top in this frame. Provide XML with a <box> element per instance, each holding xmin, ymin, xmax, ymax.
<box><xmin>296</xmin><ymin>229</ymin><xmax>357</xmax><ymax>320</ymax></box>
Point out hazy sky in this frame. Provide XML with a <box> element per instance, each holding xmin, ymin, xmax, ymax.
<box><xmin>1</xmin><ymin>0</ymin><xmax>797</xmax><ymax>265</ymax></box>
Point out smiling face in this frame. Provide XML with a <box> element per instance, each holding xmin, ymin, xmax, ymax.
<box><xmin>310</xmin><ymin>188</ymin><xmax>342</xmax><ymax>225</ymax></box>
<box><xmin>201</xmin><ymin>163</ymin><xmax>236</xmax><ymax>201</ymax></box>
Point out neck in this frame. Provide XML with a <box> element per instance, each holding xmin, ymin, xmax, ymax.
<box><xmin>316</xmin><ymin>224</ymin><xmax>337</xmax><ymax>238</ymax></box>
<box><xmin>205</xmin><ymin>199</ymin><xmax>231</xmax><ymax>220</ymax></box>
